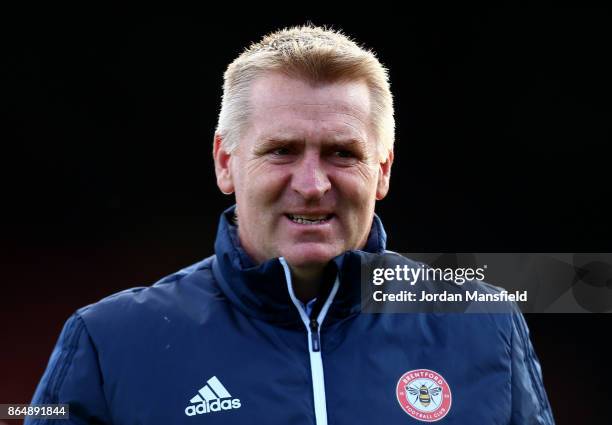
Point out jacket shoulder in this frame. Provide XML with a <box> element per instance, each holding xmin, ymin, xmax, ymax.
<box><xmin>76</xmin><ymin>255</ymin><xmax>218</xmax><ymax>337</ymax></box>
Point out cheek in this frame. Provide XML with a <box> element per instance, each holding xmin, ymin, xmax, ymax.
<box><xmin>332</xmin><ymin>167</ymin><xmax>379</xmax><ymax>201</ymax></box>
<box><xmin>238</xmin><ymin>163</ymin><xmax>290</xmax><ymax>206</ymax></box>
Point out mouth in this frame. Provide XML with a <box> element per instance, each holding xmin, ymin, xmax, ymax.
<box><xmin>285</xmin><ymin>213</ymin><xmax>335</xmax><ymax>225</ymax></box>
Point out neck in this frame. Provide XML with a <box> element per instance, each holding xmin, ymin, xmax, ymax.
<box><xmin>290</xmin><ymin>265</ymin><xmax>325</xmax><ymax>303</ymax></box>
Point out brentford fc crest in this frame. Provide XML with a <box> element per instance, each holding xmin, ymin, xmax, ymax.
<box><xmin>396</xmin><ymin>369</ymin><xmax>452</xmax><ymax>422</ymax></box>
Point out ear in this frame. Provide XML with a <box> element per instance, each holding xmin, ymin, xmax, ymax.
<box><xmin>213</xmin><ymin>134</ymin><xmax>235</xmax><ymax>195</ymax></box>
<box><xmin>376</xmin><ymin>149</ymin><xmax>394</xmax><ymax>200</ymax></box>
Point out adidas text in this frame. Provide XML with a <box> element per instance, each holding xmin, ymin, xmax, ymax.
<box><xmin>185</xmin><ymin>399</ymin><xmax>241</xmax><ymax>416</ymax></box>
<box><xmin>185</xmin><ymin>376</ymin><xmax>241</xmax><ymax>416</ymax></box>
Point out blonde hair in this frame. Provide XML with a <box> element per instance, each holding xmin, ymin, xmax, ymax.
<box><xmin>216</xmin><ymin>25</ymin><xmax>395</xmax><ymax>162</ymax></box>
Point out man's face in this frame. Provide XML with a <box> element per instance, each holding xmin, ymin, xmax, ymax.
<box><xmin>214</xmin><ymin>72</ymin><xmax>392</xmax><ymax>269</ymax></box>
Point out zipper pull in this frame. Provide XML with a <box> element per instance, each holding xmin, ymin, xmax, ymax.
<box><xmin>310</xmin><ymin>319</ymin><xmax>320</xmax><ymax>352</ymax></box>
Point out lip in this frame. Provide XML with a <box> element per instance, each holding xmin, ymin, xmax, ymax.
<box><xmin>283</xmin><ymin>214</ymin><xmax>335</xmax><ymax>228</ymax></box>
<box><xmin>284</xmin><ymin>211</ymin><xmax>335</xmax><ymax>217</ymax></box>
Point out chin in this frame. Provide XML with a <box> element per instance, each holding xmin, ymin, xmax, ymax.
<box><xmin>281</xmin><ymin>244</ymin><xmax>341</xmax><ymax>268</ymax></box>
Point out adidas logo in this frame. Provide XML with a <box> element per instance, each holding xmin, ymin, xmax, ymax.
<box><xmin>184</xmin><ymin>376</ymin><xmax>241</xmax><ymax>416</ymax></box>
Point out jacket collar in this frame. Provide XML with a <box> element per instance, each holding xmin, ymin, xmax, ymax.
<box><xmin>211</xmin><ymin>205</ymin><xmax>387</xmax><ymax>327</ymax></box>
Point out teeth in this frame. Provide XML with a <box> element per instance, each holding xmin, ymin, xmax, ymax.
<box><xmin>293</xmin><ymin>215</ymin><xmax>327</xmax><ymax>220</ymax></box>
<box><xmin>288</xmin><ymin>214</ymin><xmax>331</xmax><ymax>225</ymax></box>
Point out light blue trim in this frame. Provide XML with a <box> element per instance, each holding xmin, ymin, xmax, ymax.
<box><xmin>317</xmin><ymin>277</ymin><xmax>339</xmax><ymax>324</ymax></box>
<box><xmin>279</xmin><ymin>258</ymin><xmax>311</xmax><ymax>325</ymax></box>
<box><xmin>279</xmin><ymin>258</ymin><xmax>340</xmax><ymax>425</ymax></box>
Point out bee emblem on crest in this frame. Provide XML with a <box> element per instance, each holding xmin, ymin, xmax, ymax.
<box><xmin>406</xmin><ymin>383</ymin><xmax>442</xmax><ymax>407</ymax></box>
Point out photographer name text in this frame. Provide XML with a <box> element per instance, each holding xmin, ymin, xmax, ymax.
<box><xmin>372</xmin><ymin>290</ymin><xmax>528</xmax><ymax>303</ymax></box>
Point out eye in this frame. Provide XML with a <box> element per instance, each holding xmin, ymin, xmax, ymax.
<box><xmin>329</xmin><ymin>148</ymin><xmax>361</xmax><ymax>166</ymax></box>
<box><xmin>264</xmin><ymin>146</ymin><xmax>296</xmax><ymax>163</ymax></box>
<box><xmin>271</xmin><ymin>147</ymin><xmax>291</xmax><ymax>156</ymax></box>
<box><xmin>334</xmin><ymin>150</ymin><xmax>355</xmax><ymax>158</ymax></box>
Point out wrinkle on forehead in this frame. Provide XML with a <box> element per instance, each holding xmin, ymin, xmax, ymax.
<box><xmin>246</xmin><ymin>73</ymin><xmax>375</xmax><ymax>149</ymax></box>
<box><xmin>258</xmin><ymin>101</ymin><xmax>369</xmax><ymax>122</ymax></box>
<box><xmin>257</xmin><ymin>105</ymin><xmax>370</xmax><ymax>132</ymax></box>
<box><xmin>249</xmin><ymin>73</ymin><xmax>371</xmax><ymax>118</ymax></box>
<box><xmin>253</xmin><ymin>117</ymin><xmax>368</xmax><ymax>146</ymax></box>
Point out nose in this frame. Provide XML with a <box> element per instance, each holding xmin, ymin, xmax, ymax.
<box><xmin>290</xmin><ymin>153</ymin><xmax>331</xmax><ymax>200</ymax></box>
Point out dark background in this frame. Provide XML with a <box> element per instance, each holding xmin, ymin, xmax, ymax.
<box><xmin>2</xmin><ymin>9</ymin><xmax>611</xmax><ymax>424</ymax></box>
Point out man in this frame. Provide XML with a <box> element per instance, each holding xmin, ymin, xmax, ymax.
<box><xmin>28</xmin><ymin>25</ymin><xmax>555</xmax><ymax>424</ymax></box>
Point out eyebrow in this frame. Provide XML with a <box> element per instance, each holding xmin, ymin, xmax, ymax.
<box><xmin>256</xmin><ymin>137</ymin><xmax>367</xmax><ymax>150</ymax></box>
<box><xmin>252</xmin><ymin>138</ymin><xmax>299</xmax><ymax>155</ymax></box>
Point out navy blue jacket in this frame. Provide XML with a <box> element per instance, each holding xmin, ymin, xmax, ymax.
<box><xmin>28</xmin><ymin>207</ymin><xmax>555</xmax><ymax>424</ymax></box>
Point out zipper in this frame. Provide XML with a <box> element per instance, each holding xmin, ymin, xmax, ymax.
<box><xmin>279</xmin><ymin>257</ymin><xmax>340</xmax><ymax>425</ymax></box>
<box><xmin>309</xmin><ymin>319</ymin><xmax>320</xmax><ymax>352</ymax></box>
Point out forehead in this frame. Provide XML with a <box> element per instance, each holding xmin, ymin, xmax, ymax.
<box><xmin>247</xmin><ymin>72</ymin><xmax>372</xmax><ymax>142</ymax></box>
